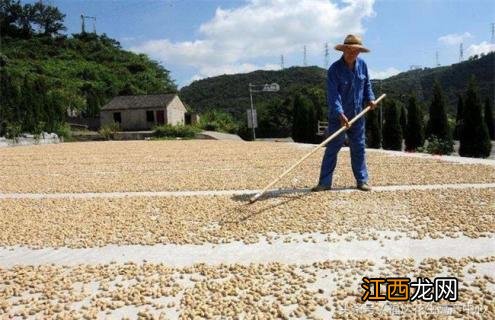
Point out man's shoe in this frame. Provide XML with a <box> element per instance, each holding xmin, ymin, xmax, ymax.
<box><xmin>357</xmin><ymin>182</ymin><xmax>371</xmax><ymax>191</ymax></box>
<box><xmin>311</xmin><ymin>184</ymin><xmax>332</xmax><ymax>192</ymax></box>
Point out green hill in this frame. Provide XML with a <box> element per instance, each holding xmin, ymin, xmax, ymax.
<box><xmin>376</xmin><ymin>52</ymin><xmax>494</xmax><ymax>114</ymax></box>
<box><xmin>0</xmin><ymin>0</ymin><xmax>176</xmax><ymax>136</ymax></box>
<box><xmin>180</xmin><ymin>66</ymin><xmax>326</xmax><ymax>120</ymax></box>
<box><xmin>180</xmin><ymin>52</ymin><xmax>495</xmax><ymax>119</ymax></box>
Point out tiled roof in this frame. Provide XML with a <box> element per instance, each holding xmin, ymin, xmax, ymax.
<box><xmin>101</xmin><ymin>94</ymin><xmax>177</xmax><ymax>111</ymax></box>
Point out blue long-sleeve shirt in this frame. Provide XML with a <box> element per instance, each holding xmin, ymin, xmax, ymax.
<box><xmin>327</xmin><ymin>56</ymin><xmax>375</xmax><ymax>119</ymax></box>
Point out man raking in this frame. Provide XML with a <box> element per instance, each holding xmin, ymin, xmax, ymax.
<box><xmin>312</xmin><ymin>34</ymin><xmax>378</xmax><ymax>192</ymax></box>
<box><xmin>249</xmin><ymin>35</ymin><xmax>385</xmax><ymax>204</ymax></box>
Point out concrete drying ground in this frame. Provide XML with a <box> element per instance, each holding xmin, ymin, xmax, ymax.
<box><xmin>0</xmin><ymin>140</ymin><xmax>494</xmax><ymax>319</ymax></box>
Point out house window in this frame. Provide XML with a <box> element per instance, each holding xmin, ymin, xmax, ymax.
<box><xmin>146</xmin><ymin>110</ymin><xmax>154</xmax><ymax>122</ymax></box>
<box><xmin>113</xmin><ymin>112</ymin><xmax>122</xmax><ymax>123</ymax></box>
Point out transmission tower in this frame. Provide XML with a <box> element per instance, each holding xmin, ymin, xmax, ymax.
<box><xmin>81</xmin><ymin>14</ymin><xmax>96</xmax><ymax>34</ymax></box>
<box><xmin>459</xmin><ymin>43</ymin><xmax>463</xmax><ymax>62</ymax></box>
<box><xmin>436</xmin><ymin>51</ymin><xmax>440</xmax><ymax>67</ymax></box>
<box><xmin>280</xmin><ymin>54</ymin><xmax>284</xmax><ymax>70</ymax></box>
<box><xmin>324</xmin><ymin>42</ymin><xmax>329</xmax><ymax>68</ymax></box>
<box><xmin>491</xmin><ymin>23</ymin><xmax>495</xmax><ymax>44</ymax></box>
<box><xmin>303</xmin><ymin>45</ymin><xmax>307</xmax><ymax>66</ymax></box>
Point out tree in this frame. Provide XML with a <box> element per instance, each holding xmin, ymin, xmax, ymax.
<box><xmin>382</xmin><ymin>100</ymin><xmax>403</xmax><ymax>150</ymax></box>
<box><xmin>292</xmin><ymin>93</ymin><xmax>315</xmax><ymax>143</ymax></box>
<box><xmin>459</xmin><ymin>77</ymin><xmax>491</xmax><ymax>158</ymax></box>
<box><xmin>399</xmin><ymin>104</ymin><xmax>407</xmax><ymax>138</ymax></box>
<box><xmin>32</xmin><ymin>2</ymin><xmax>66</xmax><ymax>36</ymax></box>
<box><xmin>426</xmin><ymin>81</ymin><xmax>450</xmax><ymax>140</ymax></box>
<box><xmin>0</xmin><ymin>0</ymin><xmax>23</xmax><ymax>37</ymax></box>
<box><xmin>484</xmin><ymin>98</ymin><xmax>494</xmax><ymax>140</ymax></box>
<box><xmin>365</xmin><ymin>108</ymin><xmax>381</xmax><ymax>148</ymax></box>
<box><xmin>18</xmin><ymin>3</ymin><xmax>36</xmax><ymax>38</ymax></box>
<box><xmin>404</xmin><ymin>96</ymin><xmax>424</xmax><ymax>151</ymax></box>
<box><xmin>454</xmin><ymin>94</ymin><xmax>463</xmax><ymax>140</ymax></box>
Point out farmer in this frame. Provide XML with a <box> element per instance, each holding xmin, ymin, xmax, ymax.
<box><xmin>312</xmin><ymin>34</ymin><xmax>377</xmax><ymax>192</ymax></box>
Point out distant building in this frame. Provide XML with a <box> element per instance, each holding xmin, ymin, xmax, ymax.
<box><xmin>100</xmin><ymin>94</ymin><xmax>195</xmax><ymax>131</ymax></box>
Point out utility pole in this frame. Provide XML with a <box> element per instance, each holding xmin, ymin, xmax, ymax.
<box><xmin>436</xmin><ymin>51</ymin><xmax>440</xmax><ymax>67</ymax></box>
<box><xmin>248</xmin><ymin>83</ymin><xmax>280</xmax><ymax>140</ymax></box>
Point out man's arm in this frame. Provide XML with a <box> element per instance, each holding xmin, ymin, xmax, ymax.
<box><xmin>327</xmin><ymin>68</ymin><xmax>344</xmax><ymax>117</ymax></box>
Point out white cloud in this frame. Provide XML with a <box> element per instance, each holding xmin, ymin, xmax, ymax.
<box><xmin>188</xmin><ymin>63</ymin><xmax>280</xmax><ymax>83</ymax></box>
<box><xmin>130</xmin><ymin>0</ymin><xmax>375</xmax><ymax>83</ymax></box>
<box><xmin>466</xmin><ymin>41</ymin><xmax>495</xmax><ymax>57</ymax></box>
<box><xmin>438</xmin><ymin>32</ymin><xmax>472</xmax><ymax>46</ymax></box>
<box><xmin>369</xmin><ymin>67</ymin><xmax>400</xmax><ymax>80</ymax></box>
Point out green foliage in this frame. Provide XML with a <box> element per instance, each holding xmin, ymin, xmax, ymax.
<box><xmin>399</xmin><ymin>104</ymin><xmax>407</xmax><ymax>136</ymax></box>
<box><xmin>484</xmin><ymin>98</ymin><xmax>494</xmax><ymax>140</ymax></box>
<box><xmin>365</xmin><ymin>108</ymin><xmax>381</xmax><ymax>148</ymax></box>
<box><xmin>459</xmin><ymin>77</ymin><xmax>491</xmax><ymax>158</ymax></box>
<box><xmin>153</xmin><ymin>124</ymin><xmax>200</xmax><ymax>139</ymax></box>
<box><xmin>0</xmin><ymin>32</ymin><xmax>176</xmax><ymax>135</ymax></box>
<box><xmin>198</xmin><ymin>110</ymin><xmax>239</xmax><ymax>133</ymax></box>
<box><xmin>99</xmin><ymin>122</ymin><xmax>120</xmax><ymax>140</ymax></box>
<box><xmin>382</xmin><ymin>100</ymin><xmax>403</xmax><ymax>151</ymax></box>
<box><xmin>426</xmin><ymin>81</ymin><xmax>451</xmax><ymax>141</ymax></box>
<box><xmin>1</xmin><ymin>0</ymin><xmax>66</xmax><ymax>38</ymax></box>
<box><xmin>453</xmin><ymin>95</ymin><xmax>464</xmax><ymax>140</ymax></box>
<box><xmin>424</xmin><ymin>136</ymin><xmax>454</xmax><ymax>155</ymax></box>
<box><xmin>377</xmin><ymin>52</ymin><xmax>494</xmax><ymax>115</ymax></box>
<box><xmin>55</xmin><ymin>122</ymin><xmax>72</xmax><ymax>140</ymax></box>
<box><xmin>180</xmin><ymin>66</ymin><xmax>326</xmax><ymax>121</ymax></box>
<box><xmin>404</xmin><ymin>96</ymin><xmax>425</xmax><ymax>151</ymax></box>
<box><xmin>256</xmin><ymin>98</ymin><xmax>292</xmax><ymax>138</ymax></box>
<box><xmin>291</xmin><ymin>93</ymin><xmax>319</xmax><ymax>143</ymax></box>
<box><xmin>5</xmin><ymin>122</ymin><xmax>21</xmax><ymax>141</ymax></box>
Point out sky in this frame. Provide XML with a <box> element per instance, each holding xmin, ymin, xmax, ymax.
<box><xmin>36</xmin><ymin>0</ymin><xmax>495</xmax><ymax>88</ymax></box>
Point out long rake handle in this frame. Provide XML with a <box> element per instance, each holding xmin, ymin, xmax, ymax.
<box><xmin>249</xmin><ymin>93</ymin><xmax>386</xmax><ymax>203</ymax></box>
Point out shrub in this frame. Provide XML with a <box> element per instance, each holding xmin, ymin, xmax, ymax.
<box><xmin>424</xmin><ymin>135</ymin><xmax>454</xmax><ymax>155</ymax></box>
<box><xmin>198</xmin><ymin>110</ymin><xmax>239</xmax><ymax>134</ymax></box>
<box><xmin>153</xmin><ymin>124</ymin><xmax>201</xmax><ymax>139</ymax></box>
<box><xmin>55</xmin><ymin>122</ymin><xmax>72</xmax><ymax>141</ymax></box>
<box><xmin>5</xmin><ymin>122</ymin><xmax>22</xmax><ymax>142</ymax></box>
<box><xmin>99</xmin><ymin>122</ymin><xmax>120</xmax><ymax>140</ymax></box>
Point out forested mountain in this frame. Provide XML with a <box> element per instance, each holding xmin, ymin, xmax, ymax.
<box><xmin>181</xmin><ymin>52</ymin><xmax>494</xmax><ymax>119</ymax></box>
<box><xmin>180</xmin><ymin>66</ymin><xmax>326</xmax><ymax>119</ymax></box>
<box><xmin>377</xmin><ymin>52</ymin><xmax>494</xmax><ymax>114</ymax></box>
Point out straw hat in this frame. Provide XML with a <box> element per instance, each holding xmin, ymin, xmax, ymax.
<box><xmin>334</xmin><ymin>34</ymin><xmax>370</xmax><ymax>53</ymax></box>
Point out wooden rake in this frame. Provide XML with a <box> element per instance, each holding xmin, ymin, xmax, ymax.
<box><xmin>249</xmin><ymin>93</ymin><xmax>386</xmax><ymax>204</ymax></box>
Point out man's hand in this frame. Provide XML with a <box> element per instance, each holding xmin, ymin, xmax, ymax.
<box><xmin>366</xmin><ymin>100</ymin><xmax>378</xmax><ymax>110</ymax></box>
<box><xmin>339</xmin><ymin>113</ymin><xmax>350</xmax><ymax>129</ymax></box>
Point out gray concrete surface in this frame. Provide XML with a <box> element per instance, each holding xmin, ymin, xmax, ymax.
<box><xmin>0</xmin><ymin>182</ymin><xmax>493</xmax><ymax>199</ymax></box>
<box><xmin>1</xmin><ymin>233</ymin><xmax>493</xmax><ymax>268</ymax></box>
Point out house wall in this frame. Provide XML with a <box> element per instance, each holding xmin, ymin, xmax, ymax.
<box><xmin>101</xmin><ymin>108</ymin><xmax>166</xmax><ymax>131</ymax></box>
<box><xmin>100</xmin><ymin>95</ymin><xmax>188</xmax><ymax>131</ymax></box>
<box><xmin>166</xmin><ymin>96</ymin><xmax>187</xmax><ymax>125</ymax></box>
